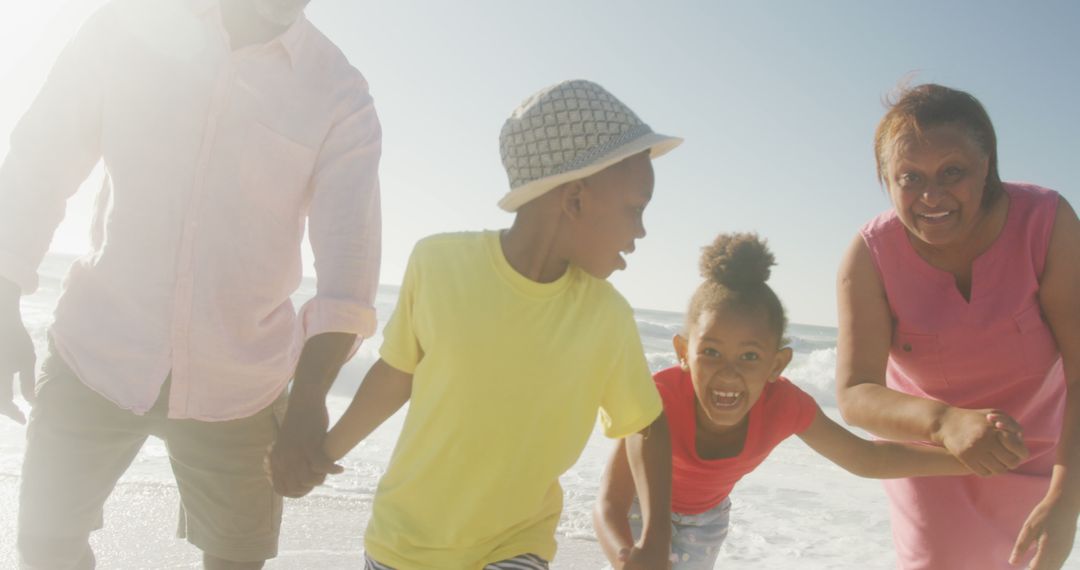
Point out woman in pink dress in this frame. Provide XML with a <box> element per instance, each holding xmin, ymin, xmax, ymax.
<box><xmin>836</xmin><ymin>83</ymin><xmax>1080</xmax><ymax>569</ymax></box>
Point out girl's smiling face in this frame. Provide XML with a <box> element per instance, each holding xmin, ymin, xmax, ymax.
<box><xmin>674</xmin><ymin>304</ymin><xmax>792</xmax><ymax>434</ymax></box>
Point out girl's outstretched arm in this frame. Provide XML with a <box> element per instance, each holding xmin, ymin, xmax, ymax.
<box><xmin>797</xmin><ymin>407</ymin><xmax>1028</xmax><ymax>479</ymax></box>
<box><xmin>322</xmin><ymin>358</ymin><xmax>413</xmax><ymax>461</ymax></box>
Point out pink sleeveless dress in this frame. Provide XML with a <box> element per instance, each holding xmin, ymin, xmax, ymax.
<box><xmin>860</xmin><ymin>182</ymin><xmax>1066</xmax><ymax>569</ymax></box>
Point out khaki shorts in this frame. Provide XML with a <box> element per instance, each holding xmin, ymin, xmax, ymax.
<box><xmin>18</xmin><ymin>347</ymin><xmax>286</xmax><ymax>567</ymax></box>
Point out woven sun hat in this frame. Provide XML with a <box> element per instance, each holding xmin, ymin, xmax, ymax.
<box><xmin>497</xmin><ymin>79</ymin><xmax>682</xmax><ymax>212</ymax></box>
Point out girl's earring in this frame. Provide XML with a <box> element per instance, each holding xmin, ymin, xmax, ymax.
<box><xmin>679</xmin><ymin>359</ymin><xmax>688</xmax><ymax>370</ymax></box>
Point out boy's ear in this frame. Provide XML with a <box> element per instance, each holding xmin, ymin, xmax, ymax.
<box><xmin>672</xmin><ymin>334</ymin><xmax>688</xmax><ymax>368</ymax></box>
<box><xmin>559</xmin><ymin>180</ymin><xmax>586</xmax><ymax>220</ymax></box>
<box><xmin>770</xmin><ymin>346</ymin><xmax>793</xmax><ymax>381</ymax></box>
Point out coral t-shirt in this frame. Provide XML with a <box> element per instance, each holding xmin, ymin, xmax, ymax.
<box><xmin>654</xmin><ymin>366</ymin><xmax>818</xmax><ymax>514</ymax></box>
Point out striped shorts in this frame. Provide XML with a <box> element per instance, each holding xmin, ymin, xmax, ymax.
<box><xmin>364</xmin><ymin>553</ymin><xmax>549</xmax><ymax>569</ymax></box>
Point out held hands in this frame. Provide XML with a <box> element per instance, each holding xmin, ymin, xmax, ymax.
<box><xmin>936</xmin><ymin>407</ymin><xmax>1028</xmax><ymax>476</ymax></box>
<box><xmin>615</xmin><ymin>545</ymin><xmax>673</xmax><ymax>570</ymax></box>
<box><xmin>268</xmin><ymin>392</ymin><xmax>343</xmax><ymax>498</ymax></box>
<box><xmin>0</xmin><ymin>284</ymin><xmax>35</xmax><ymax>424</ymax></box>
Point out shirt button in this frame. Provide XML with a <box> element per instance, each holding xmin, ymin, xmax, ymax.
<box><xmin>902</xmin><ymin>343</ymin><xmax>912</xmax><ymax>352</ymax></box>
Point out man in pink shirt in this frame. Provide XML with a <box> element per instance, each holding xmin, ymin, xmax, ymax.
<box><xmin>0</xmin><ymin>0</ymin><xmax>381</xmax><ymax>567</ymax></box>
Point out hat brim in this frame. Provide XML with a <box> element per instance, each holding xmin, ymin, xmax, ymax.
<box><xmin>497</xmin><ymin>132</ymin><xmax>683</xmax><ymax>212</ymax></box>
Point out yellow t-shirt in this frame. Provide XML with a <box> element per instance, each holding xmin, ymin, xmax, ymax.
<box><xmin>365</xmin><ymin>231</ymin><xmax>661</xmax><ymax>569</ymax></box>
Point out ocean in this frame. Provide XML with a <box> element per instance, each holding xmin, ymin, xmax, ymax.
<box><xmin>2</xmin><ymin>253</ymin><xmax>1076</xmax><ymax>569</ymax></box>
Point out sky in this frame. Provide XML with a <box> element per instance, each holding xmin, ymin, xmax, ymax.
<box><xmin>1</xmin><ymin>1</ymin><xmax>1078</xmax><ymax>327</ymax></box>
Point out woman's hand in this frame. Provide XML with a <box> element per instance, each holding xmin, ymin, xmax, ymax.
<box><xmin>935</xmin><ymin>407</ymin><xmax>1027</xmax><ymax>476</ymax></box>
<box><xmin>1011</xmin><ymin>496</ymin><xmax>1079</xmax><ymax>569</ymax></box>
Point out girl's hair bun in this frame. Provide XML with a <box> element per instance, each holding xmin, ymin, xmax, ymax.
<box><xmin>699</xmin><ymin>232</ymin><xmax>775</xmax><ymax>290</ymax></box>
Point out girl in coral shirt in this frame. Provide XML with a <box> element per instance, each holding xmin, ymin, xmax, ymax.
<box><xmin>594</xmin><ymin>233</ymin><xmax>1025</xmax><ymax>569</ymax></box>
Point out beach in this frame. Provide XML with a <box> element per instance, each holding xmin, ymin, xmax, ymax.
<box><xmin>0</xmin><ymin>405</ymin><xmax>896</xmax><ymax>569</ymax></box>
<box><xmin>0</xmin><ymin>475</ymin><xmax>606</xmax><ymax>569</ymax></box>
<box><xmin>3</xmin><ymin>254</ymin><xmax>1078</xmax><ymax>568</ymax></box>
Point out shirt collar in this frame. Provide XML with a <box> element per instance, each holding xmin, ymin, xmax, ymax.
<box><xmin>275</xmin><ymin>14</ymin><xmax>307</xmax><ymax>68</ymax></box>
<box><xmin>187</xmin><ymin>0</ymin><xmax>217</xmax><ymax>16</ymax></box>
<box><xmin>188</xmin><ymin>0</ymin><xmax>307</xmax><ymax>68</ymax></box>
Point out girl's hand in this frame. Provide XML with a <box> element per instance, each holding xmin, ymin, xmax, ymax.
<box><xmin>1011</xmin><ymin>496</ymin><xmax>1079</xmax><ymax>569</ymax></box>
<box><xmin>936</xmin><ymin>407</ymin><xmax>1027</xmax><ymax>476</ymax></box>
<box><xmin>987</xmin><ymin>412</ymin><xmax>1030</xmax><ymax>469</ymax></box>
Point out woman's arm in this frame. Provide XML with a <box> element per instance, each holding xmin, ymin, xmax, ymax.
<box><xmin>322</xmin><ymin>359</ymin><xmax>413</xmax><ymax>461</ymax></box>
<box><xmin>593</xmin><ymin>439</ymin><xmax>638</xmax><ymax>566</ymax></box>
<box><xmin>836</xmin><ymin>235</ymin><xmax>1024</xmax><ymax>476</ymax></box>
<box><xmin>1011</xmin><ymin>198</ymin><xmax>1080</xmax><ymax>569</ymax></box>
<box><xmin>797</xmin><ymin>408</ymin><xmax>1026</xmax><ymax>478</ymax></box>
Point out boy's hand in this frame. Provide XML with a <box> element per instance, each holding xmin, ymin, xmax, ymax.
<box><xmin>617</xmin><ymin>545</ymin><xmax>672</xmax><ymax>570</ymax></box>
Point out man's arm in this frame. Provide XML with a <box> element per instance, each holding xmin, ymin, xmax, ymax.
<box><xmin>269</xmin><ymin>331</ymin><xmax>354</xmax><ymax>497</ymax></box>
<box><xmin>0</xmin><ymin>278</ymin><xmax>35</xmax><ymax>424</ymax></box>
<box><xmin>0</xmin><ymin>11</ymin><xmax>110</xmax><ymax>424</ymax></box>
<box><xmin>0</xmin><ymin>9</ymin><xmax>107</xmax><ymax>295</ymax></box>
<box><xmin>268</xmin><ymin>72</ymin><xmax>383</xmax><ymax>498</ymax></box>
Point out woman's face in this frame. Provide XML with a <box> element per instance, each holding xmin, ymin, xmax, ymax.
<box><xmin>883</xmin><ymin>124</ymin><xmax>991</xmax><ymax>249</ymax></box>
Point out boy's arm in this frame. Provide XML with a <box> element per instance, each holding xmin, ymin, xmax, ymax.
<box><xmin>323</xmin><ymin>358</ymin><xmax>412</xmax><ymax>461</ymax></box>
<box><xmin>593</xmin><ymin>439</ymin><xmax>637</xmax><ymax>565</ymax></box>
<box><xmin>622</xmin><ymin>412</ymin><xmax>672</xmax><ymax>569</ymax></box>
<box><xmin>797</xmin><ymin>408</ymin><xmax>1028</xmax><ymax>478</ymax></box>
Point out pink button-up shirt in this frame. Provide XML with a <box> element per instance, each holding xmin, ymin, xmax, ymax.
<box><xmin>0</xmin><ymin>0</ymin><xmax>381</xmax><ymax>420</ymax></box>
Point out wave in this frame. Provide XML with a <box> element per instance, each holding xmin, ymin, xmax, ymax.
<box><xmin>786</xmin><ymin>347</ymin><xmax>839</xmax><ymax>408</ymax></box>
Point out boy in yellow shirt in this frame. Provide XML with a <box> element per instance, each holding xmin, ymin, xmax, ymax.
<box><xmin>317</xmin><ymin>80</ymin><xmax>681</xmax><ymax>569</ymax></box>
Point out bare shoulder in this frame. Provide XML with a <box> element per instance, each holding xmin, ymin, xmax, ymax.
<box><xmin>837</xmin><ymin>233</ymin><xmax>883</xmax><ymax>297</ymax></box>
<box><xmin>1051</xmin><ymin>196</ymin><xmax>1080</xmax><ymax>246</ymax></box>
<box><xmin>1043</xmin><ymin>195</ymin><xmax>1080</xmax><ymax>275</ymax></box>
<box><xmin>1043</xmin><ymin>197</ymin><xmax>1080</xmax><ymax>284</ymax></box>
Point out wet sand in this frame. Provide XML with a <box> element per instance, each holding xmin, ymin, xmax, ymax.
<box><xmin>0</xmin><ymin>474</ymin><xmax>607</xmax><ymax>569</ymax></box>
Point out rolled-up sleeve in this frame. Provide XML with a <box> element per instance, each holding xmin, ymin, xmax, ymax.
<box><xmin>0</xmin><ymin>10</ymin><xmax>107</xmax><ymax>293</ymax></box>
<box><xmin>297</xmin><ymin>74</ymin><xmax>382</xmax><ymax>342</ymax></box>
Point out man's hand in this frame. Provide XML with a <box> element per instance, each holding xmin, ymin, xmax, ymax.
<box><xmin>0</xmin><ymin>279</ymin><xmax>35</xmax><ymax>424</ymax></box>
<box><xmin>267</xmin><ymin>332</ymin><xmax>355</xmax><ymax>498</ymax></box>
<box><xmin>268</xmin><ymin>391</ymin><xmax>343</xmax><ymax>498</ymax></box>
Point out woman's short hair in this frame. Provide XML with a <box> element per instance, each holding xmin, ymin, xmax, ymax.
<box><xmin>874</xmin><ymin>83</ymin><xmax>1003</xmax><ymax>205</ymax></box>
